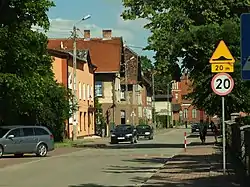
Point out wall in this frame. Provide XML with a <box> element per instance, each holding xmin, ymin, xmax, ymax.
<box><xmin>67</xmin><ymin>59</ymin><xmax>95</xmax><ymax>137</ymax></box>
<box><xmin>52</xmin><ymin>57</ymin><xmax>67</xmax><ymax>86</ymax></box>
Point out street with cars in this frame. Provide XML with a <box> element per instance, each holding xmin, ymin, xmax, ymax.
<box><xmin>0</xmin><ymin>128</ymin><xmax>189</xmax><ymax>187</ymax></box>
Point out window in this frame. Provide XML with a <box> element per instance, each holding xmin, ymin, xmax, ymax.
<box><xmin>22</xmin><ymin>128</ymin><xmax>34</xmax><ymax>136</ymax></box>
<box><xmin>95</xmin><ymin>81</ymin><xmax>103</xmax><ymax>97</ymax></box>
<box><xmin>87</xmin><ymin>85</ymin><xmax>89</xmax><ymax>100</ymax></box>
<box><xmin>192</xmin><ymin>109</ymin><xmax>197</xmax><ymax>119</ymax></box>
<box><xmin>79</xmin><ymin>82</ymin><xmax>82</xmax><ymax>99</ymax></box>
<box><xmin>183</xmin><ymin>109</ymin><xmax>188</xmax><ymax>119</ymax></box>
<box><xmin>68</xmin><ymin>72</ymin><xmax>73</xmax><ymax>89</ymax></box>
<box><xmin>90</xmin><ymin>86</ymin><xmax>93</xmax><ymax>101</ymax></box>
<box><xmin>120</xmin><ymin>85</ymin><xmax>125</xmax><ymax>100</ymax></box>
<box><xmin>83</xmin><ymin>84</ymin><xmax>86</xmax><ymax>100</ymax></box>
<box><xmin>175</xmin><ymin>93</ymin><xmax>178</xmax><ymax>100</ymax></box>
<box><xmin>34</xmin><ymin>128</ymin><xmax>49</xmax><ymax>135</ymax></box>
<box><xmin>84</xmin><ymin>112</ymin><xmax>86</xmax><ymax>131</ymax></box>
<box><xmin>8</xmin><ymin>129</ymin><xmax>21</xmax><ymax>137</ymax></box>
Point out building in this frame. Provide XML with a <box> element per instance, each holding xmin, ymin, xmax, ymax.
<box><xmin>154</xmin><ymin>95</ymin><xmax>172</xmax><ymax>128</ymax></box>
<box><xmin>171</xmin><ymin>74</ymin><xmax>209</xmax><ymax>125</ymax></box>
<box><xmin>48</xmin><ymin>30</ymin><xmax>152</xmax><ymax>135</ymax></box>
<box><xmin>48</xmin><ymin>49</ymin><xmax>96</xmax><ymax>138</ymax></box>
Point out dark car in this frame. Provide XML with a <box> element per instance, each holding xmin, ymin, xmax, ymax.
<box><xmin>136</xmin><ymin>124</ymin><xmax>153</xmax><ymax>140</ymax></box>
<box><xmin>110</xmin><ymin>124</ymin><xmax>137</xmax><ymax>144</ymax></box>
<box><xmin>191</xmin><ymin>123</ymin><xmax>200</xmax><ymax>133</ymax></box>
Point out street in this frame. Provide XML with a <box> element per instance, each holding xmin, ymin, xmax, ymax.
<box><xmin>0</xmin><ymin>129</ymin><xmax>189</xmax><ymax>187</ymax></box>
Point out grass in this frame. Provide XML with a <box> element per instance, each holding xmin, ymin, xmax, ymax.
<box><xmin>55</xmin><ymin>139</ymin><xmax>95</xmax><ymax>148</ymax></box>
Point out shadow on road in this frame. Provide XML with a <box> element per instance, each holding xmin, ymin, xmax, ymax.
<box><xmin>69</xmin><ymin>185</ymin><xmax>134</xmax><ymax>187</ymax></box>
<box><xmin>68</xmin><ymin>151</ymin><xmax>239</xmax><ymax>187</ymax></box>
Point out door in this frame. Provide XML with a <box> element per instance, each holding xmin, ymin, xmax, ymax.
<box><xmin>3</xmin><ymin>128</ymin><xmax>22</xmax><ymax>154</ymax></box>
<box><xmin>20</xmin><ymin>128</ymin><xmax>37</xmax><ymax>153</ymax></box>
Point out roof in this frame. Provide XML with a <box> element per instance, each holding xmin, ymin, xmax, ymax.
<box><xmin>48</xmin><ymin>37</ymin><xmax>123</xmax><ymax>73</ymax></box>
<box><xmin>48</xmin><ymin>48</ymin><xmax>97</xmax><ymax>70</ymax></box>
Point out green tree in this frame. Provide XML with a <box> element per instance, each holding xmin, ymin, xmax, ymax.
<box><xmin>0</xmin><ymin>0</ymin><xmax>73</xmax><ymax>141</ymax></box>
<box><xmin>140</xmin><ymin>55</ymin><xmax>153</xmax><ymax>72</ymax></box>
<box><xmin>122</xmin><ymin>0</ymin><xmax>250</xmax><ymax>117</ymax></box>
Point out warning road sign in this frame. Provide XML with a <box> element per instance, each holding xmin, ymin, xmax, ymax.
<box><xmin>209</xmin><ymin>40</ymin><xmax>235</xmax><ymax>64</ymax></box>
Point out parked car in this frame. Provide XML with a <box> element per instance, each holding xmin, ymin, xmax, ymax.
<box><xmin>191</xmin><ymin>123</ymin><xmax>200</xmax><ymax>133</ymax></box>
<box><xmin>110</xmin><ymin>124</ymin><xmax>137</xmax><ymax>144</ymax></box>
<box><xmin>0</xmin><ymin>126</ymin><xmax>54</xmax><ymax>158</ymax></box>
<box><xmin>136</xmin><ymin>124</ymin><xmax>154</xmax><ymax>140</ymax></box>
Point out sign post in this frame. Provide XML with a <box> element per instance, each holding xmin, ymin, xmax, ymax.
<box><xmin>241</xmin><ymin>13</ymin><xmax>250</xmax><ymax>80</ymax></box>
<box><xmin>211</xmin><ymin>73</ymin><xmax>234</xmax><ymax>175</ymax></box>
<box><xmin>210</xmin><ymin>40</ymin><xmax>235</xmax><ymax>175</ymax></box>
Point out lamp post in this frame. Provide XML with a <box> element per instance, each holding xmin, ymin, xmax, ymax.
<box><xmin>125</xmin><ymin>56</ymin><xmax>135</xmax><ymax>124</ymax></box>
<box><xmin>152</xmin><ymin>70</ymin><xmax>157</xmax><ymax>128</ymax></box>
<box><xmin>72</xmin><ymin>15</ymin><xmax>91</xmax><ymax>141</ymax></box>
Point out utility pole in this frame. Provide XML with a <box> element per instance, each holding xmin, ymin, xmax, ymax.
<box><xmin>125</xmin><ymin>59</ymin><xmax>129</xmax><ymax>124</ymax></box>
<box><xmin>167</xmin><ymin>83</ymin><xmax>170</xmax><ymax>128</ymax></box>
<box><xmin>72</xmin><ymin>25</ymin><xmax>78</xmax><ymax>141</ymax></box>
<box><xmin>152</xmin><ymin>71</ymin><xmax>156</xmax><ymax>128</ymax></box>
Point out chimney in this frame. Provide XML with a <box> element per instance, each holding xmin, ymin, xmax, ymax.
<box><xmin>84</xmin><ymin>30</ymin><xmax>90</xmax><ymax>40</ymax></box>
<box><xmin>102</xmin><ymin>29</ymin><xmax>112</xmax><ymax>39</ymax></box>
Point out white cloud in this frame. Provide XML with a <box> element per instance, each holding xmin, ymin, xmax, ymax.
<box><xmin>33</xmin><ymin>18</ymin><xmax>135</xmax><ymax>42</ymax></box>
<box><xmin>116</xmin><ymin>14</ymin><xmax>149</xmax><ymax>31</ymax></box>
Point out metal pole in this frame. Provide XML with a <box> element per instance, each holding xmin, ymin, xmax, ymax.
<box><xmin>125</xmin><ymin>60</ymin><xmax>129</xmax><ymax>124</ymax></box>
<box><xmin>222</xmin><ymin>96</ymin><xmax>226</xmax><ymax>174</ymax></box>
<box><xmin>72</xmin><ymin>25</ymin><xmax>78</xmax><ymax>141</ymax></box>
<box><xmin>152</xmin><ymin>72</ymin><xmax>156</xmax><ymax>127</ymax></box>
<box><xmin>167</xmin><ymin>83</ymin><xmax>170</xmax><ymax>128</ymax></box>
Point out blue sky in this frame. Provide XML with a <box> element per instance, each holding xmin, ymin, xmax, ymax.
<box><xmin>46</xmin><ymin>0</ymin><xmax>155</xmax><ymax>61</ymax></box>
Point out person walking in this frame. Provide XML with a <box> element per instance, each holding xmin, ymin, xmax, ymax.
<box><xmin>199</xmin><ymin>123</ymin><xmax>208</xmax><ymax>144</ymax></box>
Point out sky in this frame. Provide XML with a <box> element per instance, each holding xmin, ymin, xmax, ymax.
<box><xmin>46</xmin><ymin>0</ymin><xmax>155</xmax><ymax>61</ymax></box>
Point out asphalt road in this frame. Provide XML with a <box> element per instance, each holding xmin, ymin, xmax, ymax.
<box><xmin>0</xmin><ymin>128</ymin><xmax>194</xmax><ymax>187</ymax></box>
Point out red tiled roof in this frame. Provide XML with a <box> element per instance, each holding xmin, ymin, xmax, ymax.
<box><xmin>48</xmin><ymin>37</ymin><xmax>123</xmax><ymax>73</ymax></box>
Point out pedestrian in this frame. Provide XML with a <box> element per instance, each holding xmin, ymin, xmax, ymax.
<box><xmin>185</xmin><ymin>121</ymin><xmax>188</xmax><ymax>129</ymax></box>
<box><xmin>199</xmin><ymin>123</ymin><xmax>208</xmax><ymax>144</ymax></box>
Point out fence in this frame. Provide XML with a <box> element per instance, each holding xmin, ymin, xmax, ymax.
<box><xmin>226</xmin><ymin>119</ymin><xmax>250</xmax><ymax>183</ymax></box>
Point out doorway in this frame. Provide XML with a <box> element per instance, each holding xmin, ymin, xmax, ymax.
<box><xmin>120</xmin><ymin>110</ymin><xmax>126</xmax><ymax>124</ymax></box>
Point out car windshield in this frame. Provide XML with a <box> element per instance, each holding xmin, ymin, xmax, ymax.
<box><xmin>137</xmin><ymin>125</ymin><xmax>151</xmax><ymax>130</ymax></box>
<box><xmin>114</xmin><ymin>125</ymin><xmax>133</xmax><ymax>132</ymax></box>
<box><xmin>0</xmin><ymin>128</ymin><xmax>10</xmax><ymax>138</ymax></box>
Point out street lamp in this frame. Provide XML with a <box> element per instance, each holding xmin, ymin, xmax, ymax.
<box><xmin>72</xmin><ymin>15</ymin><xmax>91</xmax><ymax>141</ymax></box>
<box><xmin>125</xmin><ymin>56</ymin><xmax>135</xmax><ymax>125</ymax></box>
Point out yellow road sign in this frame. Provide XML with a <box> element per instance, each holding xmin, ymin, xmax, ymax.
<box><xmin>211</xmin><ymin>63</ymin><xmax>234</xmax><ymax>73</ymax></box>
<box><xmin>209</xmin><ymin>40</ymin><xmax>235</xmax><ymax>64</ymax></box>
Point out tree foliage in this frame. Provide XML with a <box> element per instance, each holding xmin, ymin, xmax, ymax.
<box><xmin>0</xmin><ymin>0</ymin><xmax>72</xmax><ymax>141</ymax></box>
<box><xmin>122</xmin><ymin>0</ymin><xmax>250</xmax><ymax>116</ymax></box>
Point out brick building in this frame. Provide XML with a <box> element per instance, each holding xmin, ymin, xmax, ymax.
<box><xmin>172</xmin><ymin>74</ymin><xmax>209</xmax><ymax>125</ymax></box>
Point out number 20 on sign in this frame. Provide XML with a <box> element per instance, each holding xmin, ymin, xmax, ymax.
<box><xmin>211</xmin><ymin>73</ymin><xmax>234</xmax><ymax>96</ymax></box>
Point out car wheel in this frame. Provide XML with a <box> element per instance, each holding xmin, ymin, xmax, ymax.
<box><xmin>0</xmin><ymin>145</ymin><xmax>3</xmax><ymax>158</ymax></box>
<box><xmin>149</xmin><ymin>136</ymin><xmax>153</xmax><ymax>140</ymax></box>
<box><xmin>36</xmin><ymin>143</ymin><xmax>48</xmax><ymax>157</ymax></box>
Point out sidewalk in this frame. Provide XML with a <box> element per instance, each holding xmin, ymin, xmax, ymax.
<box><xmin>142</xmin><ymin>136</ymin><xmax>238</xmax><ymax>187</ymax></box>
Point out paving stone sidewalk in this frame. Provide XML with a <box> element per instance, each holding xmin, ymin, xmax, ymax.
<box><xmin>142</xmin><ymin>136</ymin><xmax>238</xmax><ymax>187</ymax></box>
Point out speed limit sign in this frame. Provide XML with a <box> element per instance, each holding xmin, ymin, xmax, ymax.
<box><xmin>211</xmin><ymin>73</ymin><xmax>234</xmax><ymax>96</ymax></box>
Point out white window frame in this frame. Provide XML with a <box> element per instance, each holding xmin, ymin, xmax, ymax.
<box><xmin>87</xmin><ymin>84</ymin><xmax>90</xmax><ymax>100</ymax></box>
<box><xmin>95</xmin><ymin>81</ymin><xmax>103</xmax><ymax>97</ymax></box>
<box><xmin>183</xmin><ymin>109</ymin><xmax>188</xmax><ymax>119</ymax></box>
<box><xmin>79</xmin><ymin>82</ymin><xmax>82</xmax><ymax>99</ymax></box>
<box><xmin>83</xmin><ymin>84</ymin><xmax>86</xmax><ymax>100</ymax></box>
<box><xmin>192</xmin><ymin>109</ymin><xmax>197</xmax><ymax>119</ymax></box>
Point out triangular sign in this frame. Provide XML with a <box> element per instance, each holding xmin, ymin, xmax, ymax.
<box><xmin>209</xmin><ymin>40</ymin><xmax>235</xmax><ymax>63</ymax></box>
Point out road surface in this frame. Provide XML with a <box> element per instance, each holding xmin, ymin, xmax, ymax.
<box><xmin>0</xmin><ymin>128</ymin><xmax>193</xmax><ymax>187</ymax></box>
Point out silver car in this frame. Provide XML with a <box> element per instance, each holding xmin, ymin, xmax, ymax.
<box><xmin>0</xmin><ymin>126</ymin><xmax>54</xmax><ymax>157</ymax></box>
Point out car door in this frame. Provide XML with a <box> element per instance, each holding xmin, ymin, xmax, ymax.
<box><xmin>20</xmin><ymin>127</ymin><xmax>37</xmax><ymax>153</ymax></box>
<box><xmin>3</xmin><ymin>128</ymin><xmax>22</xmax><ymax>154</ymax></box>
